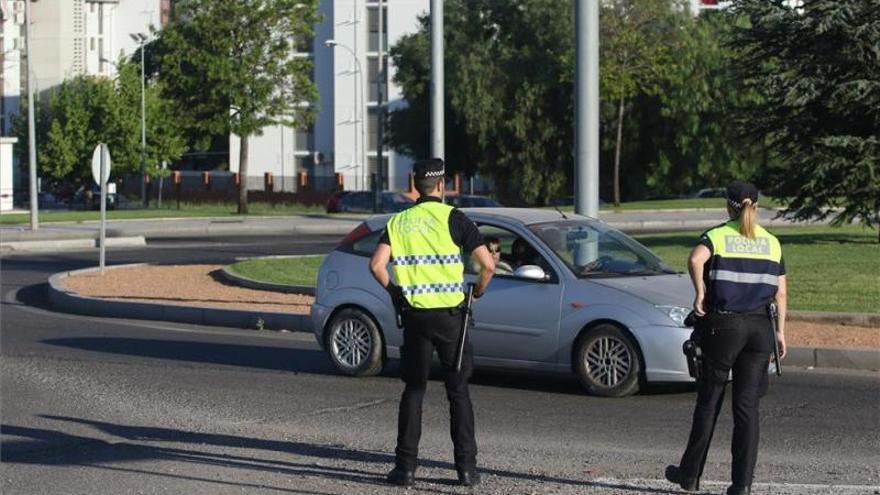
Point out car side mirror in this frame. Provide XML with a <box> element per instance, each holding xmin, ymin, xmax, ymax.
<box><xmin>514</xmin><ymin>265</ymin><xmax>547</xmax><ymax>281</ymax></box>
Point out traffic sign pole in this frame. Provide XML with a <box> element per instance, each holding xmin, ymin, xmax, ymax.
<box><xmin>92</xmin><ymin>143</ymin><xmax>112</xmax><ymax>274</ymax></box>
<box><xmin>99</xmin><ymin>144</ymin><xmax>107</xmax><ymax>274</ymax></box>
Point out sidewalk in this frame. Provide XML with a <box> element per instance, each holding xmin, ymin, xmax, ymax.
<box><xmin>1</xmin><ymin>209</ymin><xmax>828</xmax><ymax>247</ymax></box>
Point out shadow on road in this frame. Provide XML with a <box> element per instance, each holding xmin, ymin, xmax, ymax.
<box><xmin>2</xmin><ymin>418</ymin><xmax>683</xmax><ymax>494</ymax></box>
<box><xmin>42</xmin><ymin>336</ymin><xmax>694</xmax><ymax>398</ymax></box>
<box><xmin>43</xmin><ymin>337</ymin><xmax>338</xmax><ymax>374</ymax></box>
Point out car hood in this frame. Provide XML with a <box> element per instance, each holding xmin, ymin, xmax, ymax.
<box><xmin>588</xmin><ymin>274</ymin><xmax>693</xmax><ymax>308</ymax></box>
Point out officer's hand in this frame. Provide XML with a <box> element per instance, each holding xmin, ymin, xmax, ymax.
<box><xmin>777</xmin><ymin>333</ymin><xmax>787</xmax><ymax>360</ymax></box>
<box><xmin>693</xmin><ymin>293</ymin><xmax>706</xmax><ymax>316</ymax></box>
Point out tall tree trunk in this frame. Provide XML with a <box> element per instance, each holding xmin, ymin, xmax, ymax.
<box><xmin>238</xmin><ymin>134</ymin><xmax>249</xmax><ymax>214</ymax></box>
<box><xmin>614</xmin><ymin>96</ymin><xmax>625</xmax><ymax>207</ymax></box>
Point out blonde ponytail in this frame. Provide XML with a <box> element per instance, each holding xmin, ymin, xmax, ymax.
<box><xmin>738</xmin><ymin>199</ymin><xmax>757</xmax><ymax>239</ymax></box>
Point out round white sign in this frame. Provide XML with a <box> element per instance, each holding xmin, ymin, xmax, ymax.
<box><xmin>91</xmin><ymin>143</ymin><xmax>112</xmax><ymax>185</ymax></box>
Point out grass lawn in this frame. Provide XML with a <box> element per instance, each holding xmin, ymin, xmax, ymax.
<box><xmin>0</xmin><ymin>202</ymin><xmax>327</xmax><ymax>225</ymax></box>
<box><xmin>228</xmin><ymin>255</ymin><xmax>326</xmax><ymax>287</ymax></box>
<box><xmin>634</xmin><ymin>226</ymin><xmax>880</xmax><ymax>314</ymax></box>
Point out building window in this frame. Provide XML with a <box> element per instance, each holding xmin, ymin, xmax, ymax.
<box><xmin>367</xmin><ymin>6</ymin><xmax>388</xmax><ymax>52</ymax></box>
<box><xmin>367</xmin><ymin>108</ymin><xmax>388</xmax><ymax>152</ymax></box>
<box><xmin>367</xmin><ymin>56</ymin><xmax>388</xmax><ymax>102</ymax></box>
<box><xmin>294</xmin><ymin>126</ymin><xmax>314</xmax><ymax>152</ymax></box>
<box><xmin>368</xmin><ymin>157</ymin><xmax>389</xmax><ymax>189</ymax></box>
<box><xmin>90</xmin><ymin>2</ymin><xmax>95</xmax><ymax>14</ymax></box>
<box><xmin>98</xmin><ymin>3</ymin><xmax>104</xmax><ymax>35</ymax></box>
<box><xmin>98</xmin><ymin>38</ymin><xmax>104</xmax><ymax>71</ymax></box>
<box><xmin>90</xmin><ymin>37</ymin><xmax>95</xmax><ymax>51</ymax></box>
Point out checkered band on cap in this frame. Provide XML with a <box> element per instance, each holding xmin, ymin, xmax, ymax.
<box><xmin>392</xmin><ymin>254</ymin><xmax>463</xmax><ymax>266</ymax></box>
<box><xmin>401</xmin><ymin>283</ymin><xmax>465</xmax><ymax>296</ymax></box>
<box><xmin>423</xmin><ymin>169</ymin><xmax>445</xmax><ymax>177</ymax></box>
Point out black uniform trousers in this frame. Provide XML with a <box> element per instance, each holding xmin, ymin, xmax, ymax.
<box><xmin>679</xmin><ymin>312</ymin><xmax>772</xmax><ymax>487</ymax></box>
<box><xmin>395</xmin><ymin>307</ymin><xmax>476</xmax><ymax>473</ymax></box>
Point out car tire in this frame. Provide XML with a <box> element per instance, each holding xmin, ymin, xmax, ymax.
<box><xmin>574</xmin><ymin>324</ymin><xmax>641</xmax><ymax>397</ymax></box>
<box><xmin>325</xmin><ymin>307</ymin><xmax>384</xmax><ymax>377</ymax></box>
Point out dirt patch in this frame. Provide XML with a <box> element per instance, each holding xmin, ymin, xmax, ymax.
<box><xmin>61</xmin><ymin>264</ymin><xmax>878</xmax><ymax>349</ymax></box>
<box><xmin>62</xmin><ymin>264</ymin><xmax>312</xmax><ymax>314</ymax></box>
<box><xmin>785</xmin><ymin>321</ymin><xmax>878</xmax><ymax>349</ymax></box>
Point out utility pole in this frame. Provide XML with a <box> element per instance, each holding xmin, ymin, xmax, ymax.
<box><xmin>430</xmin><ymin>0</ymin><xmax>443</xmax><ymax>163</ymax></box>
<box><xmin>25</xmin><ymin>0</ymin><xmax>38</xmax><ymax>230</ymax></box>
<box><xmin>575</xmin><ymin>0</ymin><xmax>599</xmax><ymax>218</ymax></box>
<box><xmin>130</xmin><ymin>33</ymin><xmax>148</xmax><ymax>208</ymax></box>
<box><xmin>373</xmin><ymin>0</ymin><xmax>384</xmax><ymax>213</ymax></box>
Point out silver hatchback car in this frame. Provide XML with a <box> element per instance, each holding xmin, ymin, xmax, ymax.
<box><xmin>311</xmin><ymin>208</ymin><xmax>695</xmax><ymax>397</ymax></box>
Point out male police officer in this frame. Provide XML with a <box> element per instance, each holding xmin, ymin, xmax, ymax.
<box><xmin>370</xmin><ymin>158</ymin><xmax>495</xmax><ymax>487</ymax></box>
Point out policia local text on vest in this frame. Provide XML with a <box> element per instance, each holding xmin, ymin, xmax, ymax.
<box><xmin>369</xmin><ymin>158</ymin><xmax>496</xmax><ymax>488</ymax></box>
<box><xmin>665</xmin><ymin>181</ymin><xmax>788</xmax><ymax>495</ymax></box>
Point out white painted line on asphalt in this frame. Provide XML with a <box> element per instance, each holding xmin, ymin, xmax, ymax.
<box><xmin>3</xmin><ymin>287</ymin><xmax>316</xmax><ymax>344</ymax></box>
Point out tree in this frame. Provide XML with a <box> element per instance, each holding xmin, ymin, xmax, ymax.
<box><xmin>157</xmin><ymin>0</ymin><xmax>319</xmax><ymax>214</ymax></box>
<box><xmin>389</xmin><ymin>1</ymin><xmax>575</xmax><ymax>205</ymax></box>
<box><xmin>600</xmin><ymin>0</ymin><xmax>678</xmax><ymax>206</ymax></box>
<box><xmin>729</xmin><ymin>0</ymin><xmax>880</xmax><ymax>237</ymax></box>
<box><xmin>115</xmin><ymin>57</ymin><xmax>188</xmax><ymax>180</ymax></box>
<box><xmin>643</xmin><ymin>10</ymin><xmax>764</xmax><ymax>197</ymax></box>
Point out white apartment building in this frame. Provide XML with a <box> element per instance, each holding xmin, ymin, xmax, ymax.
<box><xmin>0</xmin><ymin>0</ymin><xmax>162</xmax><ymax>192</ymax></box>
<box><xmin>1</xmin><ymin>0</ymin><xmax>24</xmax><ymax>136</ymax></box>
<box><xmin>230</xmin><ymin>0</ymin><xmax>429</xmax><ymax>193</ymax></box>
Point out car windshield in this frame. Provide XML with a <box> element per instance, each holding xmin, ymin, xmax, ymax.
<box><xmin>529</xmin><ymin>220</ymin><xmax>676</xmax><ymax>278</ymax></box>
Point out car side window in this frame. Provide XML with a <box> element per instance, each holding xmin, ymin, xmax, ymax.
<box><xmin>467</xmin><ymin>224</ymin><xmax>556</xmax><ymax>282</ymax></box>
<box><xmin>350</xmin><ymin>229</ymin><xmax>385</xmax><ymax>256</ymax></box>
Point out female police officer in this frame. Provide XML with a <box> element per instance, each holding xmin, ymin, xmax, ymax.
<box><xmin>665</xmin><ymin>181</ymin><xmax>787</xmax><ymax>495</ymax></box>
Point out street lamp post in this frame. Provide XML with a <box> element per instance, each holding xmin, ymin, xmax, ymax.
<box><xmin>130</xmin><ymin>32</ymin><xmax>148</xmax><ymax>208</ymax></box>
<box><xmin>325</xmin><ymin>39</ymin><xmax>366</xmax><ymax>191</ymax></box>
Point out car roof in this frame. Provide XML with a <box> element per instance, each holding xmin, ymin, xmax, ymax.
<box><xmin>365</xmin><ymin>207</ymin><xmax>594</xmax><ymax>230</ymax></box>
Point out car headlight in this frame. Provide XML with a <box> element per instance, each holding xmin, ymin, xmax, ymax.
<box><xmin>656</xmin><ymin>305</ymin><xmax>690</xmax><ymax>327</ymax></box>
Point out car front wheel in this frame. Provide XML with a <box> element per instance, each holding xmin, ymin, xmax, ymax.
<box><xmin>574</xmin><ymin>324</ymin><xmax>641</xmax><ymax>397</ymax></box>
<box><xmin>325</xmin><ymin>307</ymin><xmax>384</xmax><ymax>376</ymax></box>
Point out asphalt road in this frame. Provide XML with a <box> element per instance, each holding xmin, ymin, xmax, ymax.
<box><xmin>1</xmin><ymin>236</ymin><xmax>878</xmax><ymax>495</ymax></box>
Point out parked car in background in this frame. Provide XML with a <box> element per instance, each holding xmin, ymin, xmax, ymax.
<box><xmin>325</xmin><ymin>191</ymin><xmax>352</xmax><ymax>213</ymax></box>
<box><xmin>72</xmin><ymin>185</ymin><xmax>118</xmax><ymax>210</ymax></box>
<box><xmin>333</xmin><ymin>191</ymin><xmax>414</xmax><ymax>213</ymax></box>
<box><xmin>688</xmin><ymin>188</ymin><xmax>725</xmax><ymax>199</ymax></box>
<box><xmin>448</xmin><ymin>194</ymin><xmax>503</xmax><ymax>208</ymax></box>
<box><xmin>311</xmin><ymin>208</ymin><xmax>695</xmax><ymax>398</ymax></box>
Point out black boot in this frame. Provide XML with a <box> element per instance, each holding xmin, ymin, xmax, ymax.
<box><xmin>664</xmin><ymin>465</ymin><xmax>699</xmax><ymax>491</ymax></box>
<box><xmin>386</xmin><ymin>466</ymin><xmax>415</xmax><ymax>487</ymax></box>
<box><xmin>726</xmin><ymin>484</ymin><xmax>751</xmax><ymax>495</ymax></box>
<box><xmin>457</xmin><ymin>467</ymin><xmax>481</xmax><ymax>487</ymax></box>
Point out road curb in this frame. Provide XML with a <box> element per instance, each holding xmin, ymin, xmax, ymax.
<box><xmin>219</xmin><ymin>256</ymin><xmax>316</xmax><ymax>296</ymax></box>
<box><xmin>783</xmin><ymin>346</ymin><xmax>880</xmax><ymax>371</ymax></box>
<box><xmin>788</xmin><ymin>310</ymin><xmax>880</xmax><ymax>327</ymax></box>
<box><xmin>1</xmin><ymin>236</ymin><xmax>146</xmax><ymax>252</ymax></box>
<box><xmin>47</xmin><ymin>264</ymin><xmax>311</xmax><ymax>332</ymax></box>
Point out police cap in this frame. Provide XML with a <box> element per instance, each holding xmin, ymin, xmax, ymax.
<box><xmin>413</xmin><ymin>158</ymin><xmax>445</xmax><ymax>180</ymax></box>
<box><xmin>726</xmin><ymin>180</ymin><xmax>759</xmax><ymax>209</ymax></box>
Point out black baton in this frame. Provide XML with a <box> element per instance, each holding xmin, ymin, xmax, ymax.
<box><xmin>455</xmin><ymin>284</ymin><xmax>476</xmax><ymax>372</ymax></box>
<box><xmin>768</xmin><ymin>303</ymin><xmax>782</xmax><ymax>376</ymax></box>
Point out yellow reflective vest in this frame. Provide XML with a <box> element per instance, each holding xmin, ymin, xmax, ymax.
<box><xmin>386</xmin><ymin>201</ymin><xmax>465</xmax><ymax>309</ymax></box>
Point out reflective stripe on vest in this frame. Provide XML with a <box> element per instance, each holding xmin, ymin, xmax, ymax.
<box><xmin>387</xmin><ymin>201</ymin><xmax>465</xmax><ymax>309</ymax></box>
<box><xmin>704</xmin><ymin>221</ymin><xmax>783</xmax><ymax>312</ymax></box>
